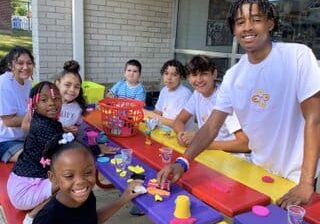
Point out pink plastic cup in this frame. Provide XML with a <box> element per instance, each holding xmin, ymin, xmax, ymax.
<box><xmin>87</xmin><ymin>131</ymin><xmax>98</xmax><ymax>145</ymax></box>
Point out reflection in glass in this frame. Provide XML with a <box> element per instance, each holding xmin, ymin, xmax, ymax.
<box><xmin>237</xmin><ymin>0</ymin><xmax>320</xmax><ymax>58</ymax></box>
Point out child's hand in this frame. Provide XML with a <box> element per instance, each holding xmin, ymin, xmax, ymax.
<box><xmin>120</xmin><ymin>180</ymin><xmax>145</xmax><ymax>203</ymax></box>
<box><xmin>106</xmin><ymin>90</ymin><xmax>115</xmax><ymax>98</ymax></box>
<box><xmin>63</xmin><ymin>125</ymin><xmax>79</xmax><ymax>135</ymax></box>
<box><xmin>177</xmin><ymin>131</ymin><xmax>195</xmax><ymax>146</ymax></box>
<box><xmin>143</xmin><ymin>109</ymin><xmax>153</xmax><ymax>119</ymax></box>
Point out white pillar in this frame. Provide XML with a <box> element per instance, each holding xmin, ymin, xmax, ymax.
<box><xmin>72</xmin><ymin>0</ymin><xmax>85</xmax><ymax>79</ymax></box>
<box><xmin>31</xmin><ymin>0</ymin><xmax>40</xmax><ymax>82</ymax></box>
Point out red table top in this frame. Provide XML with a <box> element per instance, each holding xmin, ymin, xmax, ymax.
<box><xmin>84</xmin><ymin>110</ymin><xmax>320</xmax><ymax>221</ymax></box>
<box><xmin>84</xmin><ymin>110</ymin><xmax>270</xmax><ymax>216</ymax></box>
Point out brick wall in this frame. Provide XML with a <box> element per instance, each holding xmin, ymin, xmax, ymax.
<box><xmin>32</xmin><ymin>0</ymin><xmax>73</xmax><ymax>81</ymax></box>
<box><xmin>0</xmin><ymin>0</ymin><xmax>12</xmax><ymax>32</ymax></box>
<box><xmin>33</xmin><ymin>0</ymin><xmax>176</xmax><ymax>90</ymax></box>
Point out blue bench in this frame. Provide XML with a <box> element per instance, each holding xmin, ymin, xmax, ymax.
<box><xmin>96</xmin><ymin>142</ymin><xmax>224</xmax><ymax>224</ymax></box>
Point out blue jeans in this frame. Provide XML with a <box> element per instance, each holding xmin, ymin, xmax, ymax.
<box><xmin>0</xmin><ymin>140</ymin><xmax>24</xmax><ymax>162</ymax></box>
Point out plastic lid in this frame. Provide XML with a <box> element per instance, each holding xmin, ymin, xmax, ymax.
<box><xmin>97</xmin><ymin>156</ymin><xmax>110</xmax><ymax>163</ymax></box>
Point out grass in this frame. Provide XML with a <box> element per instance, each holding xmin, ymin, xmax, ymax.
<box><xmin>0</xmin><ymin>29</ymin><xmax>32</xmax><ymax>59</ymax></box>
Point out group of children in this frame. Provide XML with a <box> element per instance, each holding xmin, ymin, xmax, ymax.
<box><xmin>1</xmin><ymin>0</ymin><xmax>320</xmax><ymax>223</ymax></box>
<box><xmin>0</xmin><ymin>49</ymin><xmax>147</xmax><ymax>223</ymax></box>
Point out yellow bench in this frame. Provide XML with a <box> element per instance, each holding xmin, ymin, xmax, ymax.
<box><xmin>139</xmin><ymin>123</ymin><xmax>296</xmax><ymax>202</ymax></box>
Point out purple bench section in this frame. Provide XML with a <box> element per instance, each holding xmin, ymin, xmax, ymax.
<box><xmin>96</xmin><ymin>152</ymin><xmax>224</xmax><ymax>224</ymax></box>
<box><xmin>234</xmin><ymin>204</ymin><xmax>309</xmax><ymax>224</ymax></box>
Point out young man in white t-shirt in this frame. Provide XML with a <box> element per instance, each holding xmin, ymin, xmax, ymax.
<box><xmin>172</xmin><ymin>55</ymin><xmax>249</xmax><ymax>154</ymax></box>
<box><xmin>158</xmin><ymin>0</ymin><xmax>320</xmax><ymax>208</ymax></box>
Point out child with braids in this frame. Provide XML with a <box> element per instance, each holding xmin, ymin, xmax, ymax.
<box><xmin>55</xmin><ymin>60</ymin><xmax>86</xmax><ymax>134</ymax></box>
<box><xmin>158</xmin><ymin>0</ymin><xmax>320</xmax><ymax>208</ymax></box>
<box><xmin>33</xmin><ymin>133</ymin><xmax>144</xmax><ymax>224</ymax></box>
<box><xmin>7</xmin><ymin>81</ymin><xmax>63</xmax><ymax>223</ymax></box>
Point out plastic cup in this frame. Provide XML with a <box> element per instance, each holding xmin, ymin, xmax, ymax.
<box><xmin>86</xmin><ymin>131</ymin><xmax>98</xmax><ymax>145</ymax></box>
<box><xmin>121</xmin><ymin>148</ymin><xmax>133</xmax><ymax>166</ymax></box>
<box><xmin>287</xmin><ymin>205</ymin><xmax>305</xmax><ymax>224</ymax></box>
<box><xmin>114</xmin><ymin>154</ymin><xmax>126</xmax><ymax>171</ymax></box>
<box><xmin>159</xmin><ymin>147</ymin><xmax>173</xmax><ymax>164</ymax></box>
<box><xmin>174</xmin><ymin>195</ymin><xmax>191</xmax><ymax>219</ymax></box>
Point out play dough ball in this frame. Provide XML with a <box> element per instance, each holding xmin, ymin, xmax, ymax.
<box><xmin>252</xmin><ymin>205</ymin><xmax>270</xmax><ymax>217</ymax></box>
<box><xmin>262</xmin><ymin>175</ymin><xmax>274</xmax><ymax>183</ymax></box>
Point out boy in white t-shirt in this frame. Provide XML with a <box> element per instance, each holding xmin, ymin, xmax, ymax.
<box><xmin>143</xmin><ymin>59</ymin><xmax>195</xmax><ymax>130</ymax></box>
<box><xmin>173</xmin><ymin>55</ymin><xmax>250</xmax><ymax>154</ymax></box>
<box><xmin>158</xmin><ymin>0</ymin><xmax>320</xmax><ymax>208</ymax></box>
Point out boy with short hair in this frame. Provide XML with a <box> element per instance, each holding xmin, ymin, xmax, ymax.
<box><xmin>109</xmin><ymin>59</ymin><xmax>146</xmax><ymax>102</ymax></box>
<box><xmin>173</xmin><ymin>55</ymin><xmax>249</xmax><ymax>153</ymax></box>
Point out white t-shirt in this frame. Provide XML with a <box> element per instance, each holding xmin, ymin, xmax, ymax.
<box><xmin>214</xmin><ymin>42</ymin><xmax>320</xmax><ymax>183</ymax></box>
<box><xmin>0</xmin><ymin>71</ymin><xmax>32</xmax><ymax>142</ymax></box>
<box><xmin>59</xmin><ymin>102</ymin><xmax>82</xmax><ymax>127</ymax></box>
<box><xmin>184</xmin><ymin>87</ymin><xmax>241</xmax><ymax>141</ymax></box>
<box><xmin>155</xmin><ymin>84</ymin><xmax>195</xmax><ymax>131</ymax></box>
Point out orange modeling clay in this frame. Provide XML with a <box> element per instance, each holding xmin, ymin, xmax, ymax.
<box><xmin>147</xmin><ymin>187</ymin><xmax>170</xmax><ymax>197</ymax></box>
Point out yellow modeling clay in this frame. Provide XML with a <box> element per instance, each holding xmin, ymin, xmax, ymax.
<box><xmin>119</xmin><ymin>171</ymin><xmax>127</xmax><ymax>177</ymax></box>
<box><xmin>128</xmin><ymin>165</ymin><xmax>145</xmax><ymax>174</ymax></box>
<box><xmin>154</xmin><ymin>194</ymin><xmax>163</xmax><ymax>202</ymax></box>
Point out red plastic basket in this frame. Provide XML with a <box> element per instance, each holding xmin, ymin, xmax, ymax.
<box><xmin>99</xmin><ymin>97</ymin><xmax>145</xmax><ymax>137</ymax></box>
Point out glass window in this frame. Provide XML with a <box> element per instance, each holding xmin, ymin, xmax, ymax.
<box><xmin>175</xmin><ymin>0</ymin><xmax>320</xmax><ymax>75</ymax></box>
<box><xmin>176</xmin><ymin>0</ymin><xmax>233</xmax><ymax>53</ymax></box>
<box><xmin>272</xmin><ymin>0</ymin><xmax>320</xmax><ymax>58</ymax></box>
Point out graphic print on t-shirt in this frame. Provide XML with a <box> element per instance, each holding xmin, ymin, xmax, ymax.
<box><xmin>251</xmin><ymin>89</ymin><xmax>270</xmax><ymax>109</ymax></box>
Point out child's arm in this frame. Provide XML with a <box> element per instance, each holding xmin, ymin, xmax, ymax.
<box><xmin>97</xmin><ymin>180</ymin><xmax>144</xmax><ymax>223</ymax></box>
<box><xmin>105</xmin><ymin>89</ymin><xmax>115</xmax><ymax>98</ymax></box>
<box><xmin>172</xmin><ymin>109</ymin><xmax>191</xmax><ymax>133</ymax></box>
<box><xmin>21</xmin><ymin>110</ymin><xmax>32</xmax><ymax>133</ymax></box>
<box><xmin>135</xmin><ymin>85</ymin><xmax>146</xmax><ymax>101</ymax></box>
<box><xmin>107</xmin><ymin>80</ymin><xmax>122</xmax><ymax>98</ymax></box>
<box><xmin>63</xmin><ymin>125</ymin><xmax>79</xmax><ymax>135</ymax></box>
<box><xmin>143</xmin><ymin>109</ymin><xmax>175</xmax><ymax>127</ymax></box>
<box><xmin>0</xmin><ymin>114</ymin><xmax>24</xmax><ymax>127</ymax></box>
<box><xmin>172</xmin><ymin>109</ymin><xmax>194</xmax><ymax>146</ymax></box>
<box><xmin>207</xmin><ymin>113</ymin><xmax>250</xmax><ymax>152</ymax></box>
<box><xmin>207</xmin><ymin>129</ymin><xmax>250</xmax><ymax>152</ymax></box>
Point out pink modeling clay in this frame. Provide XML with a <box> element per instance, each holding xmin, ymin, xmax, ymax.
<box><xmin>170</xmin><ymin>217</ymin><xmax>197</xmax><ymax>224</ymax></box>
<box><xmin>262</xmin><ymin>175</ymin><xmax>274</xmax><ymax>183</ymax></box>
<box><xmin>252</xmin><ymin>205</ymin><xmax>270</xmax><ymax>217</ymax></box>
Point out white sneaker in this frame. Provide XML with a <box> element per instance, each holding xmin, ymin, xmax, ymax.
<box><xmin>22</xmin><ymin>213</ymin><xmax>33</xmax><ymax>224</ymax></box>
